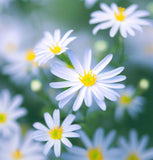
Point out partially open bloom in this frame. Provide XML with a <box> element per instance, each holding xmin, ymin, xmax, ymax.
<box><xmin>34</xmin><ymin>29</ymin><xmax>76</xmax><ymax>65</ymax></box>
<box><xmin>33</xmin><ymin>109</ymin><xmax>81</xmax><ymax>157</ymax></box>
<box><xmin>115</xmin><ymin>86</ymin><xmax>145</xmax><ymax>120</ymax></box>
<box><xmin>0</xmin><ymin>131</ymin><xmax>44</xmax><ymax>160</ymax></box>
<box><xmin>90</xmin><ymin>3</ymin><xmax>151</xmax><ymax>38</ymax></box>
<box><xmin>118</xmin><ymin>130</ymin><xmax>153</xmax><ymax>160</ymax></box>
<box><xmin>3</xmin><ymin>49</ymin><xmax>40</xmax><ymax>84</ymax></box>
<box><xmin>63</xmin><ymin>128</ymin><xmax>119</xmax><ymax>160</ymax></box>
<box><xmin>0</xmin><ymin>89</ymin><xmax>27</xmax><ymax>137</ymax></box>
<box><xmin>50</xmin><ymin>49</ymin><xmax>126</xmax><ymax>111</ymax></box>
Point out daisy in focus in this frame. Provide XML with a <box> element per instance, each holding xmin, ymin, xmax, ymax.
<box><xmin>63</xmin><ymin>128</ymin><xmax>119</xmax><ymax>160</ymax></box>
<box><xmin>89</xmin><ymin>3</ymin><xmax>151</xmax><ymax>38</ymax></box>
<box><xmin>33</xmin><ymin>109</ymin><xmax>81</xmax><ymax>157</ymax></box>
<box><xmin>115</xmin><ymin>86</ymin><xmax>145</xmax><ymax>121</ymax></box>
<box><xmin>118</xmin><ymin>130</ymin><xmax>153</xmax><ymax>160</ymax></box>
<box><xmin>0</xmin><ymin>131</ymin><xmax>44</xmax><ymax>160</ymax></box>
<box><xmin>0</xmin><ymin>89</ymin><xmax>27</xmax><ymax>137</ymax></box>
<box><xmin>3</xmin><ymin>49</ymin><xmax>40</xmax><ymax>84</ymax></box>
<box><xmin>34</xmin><ymin>29</ymin><xmax>76</xmax><ymax>65</ymax></box>
<box><xmin>50</xmin><ymin>49</ymin><xmax>126</xmax><ymax>111</ymax></box>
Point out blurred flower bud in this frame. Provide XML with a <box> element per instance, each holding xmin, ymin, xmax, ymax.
<box><xmin>139</xmin><ymin>79</ymin><xmax>150</xmax><ymax>90</ymax></box>
<box><xmin>30</xmin><ymin>79</ymin><xmax>42</xmax><ymax>92</ymax></box>
<box><xmin>94</xmin><ymin>40</ymin><xmax>108</xmax><ymax>53</ymax></box>
<box><xmin>147</xmin><ymin>2</ymin><xmax>153</xmax><ymax>14</ymax></box>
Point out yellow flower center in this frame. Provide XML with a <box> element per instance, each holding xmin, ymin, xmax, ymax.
<box><xmin>126</xmin><ymin>153</ymin><xmax>139</xmax><ymax>160</ymax></box>
<box><xmin>115</xmin><ymin>7</ymin><xmax>126</xmax><ymax>21</ymax></box>
<box><xmin>0</xmin><ymin>113</ymin><xmax>7</xmax><ymax>123</ymax></box>
<box><xmin>26</xmin><ymin>50</ymin><xmax>38</xmax><ymax>66</ymax></box>
<box><xmin>87</xmin><ymin>148</ymin><xmax>104</xmax><ymax>160</ymax></box>
<box><xmin>48</xmin><ymin>126</ymin><xmax>63</xmax><ymax>140</ymax></box>
<box><xmin>79</xmin><ymin>70</ymin><xmax>97</xmax><ymax>87</ymax></box>
<box><xmin>50</xmin><ymin>43</ymin><xmax>61</xmax><ymax>54</ymax></box>
<box><xmin>120</xmin><ymin>94</ymin><xmax>132</xmax><ymax>105</ymax></box>
<box><xmin>12</xmin><ymin>150</ymin><xmax>23</xmax><ymax>160</ymax></box>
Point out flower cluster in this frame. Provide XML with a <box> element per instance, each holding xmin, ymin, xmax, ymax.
<box><xmin>0</xmin><ymin>1</ymin><xmax>152</xmax><ymax>160</ymax></box>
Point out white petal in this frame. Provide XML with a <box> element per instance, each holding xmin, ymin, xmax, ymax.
<box><xmin>33</xmin><ymin>122</ymin><xmax>48</xmax><ymax>131</ymax></box>
<box><xmin>93</xmin><ymin>128</ymin><xmax>104</xmax><ymax>147</ymax></box>
<box><xmin>63</xmin><ymin>124</ymin><xmax>81</xmax><ymax>132</ymax></box>
<box><xmin>61</xmin><ymin>137</ymin><xmax>72</xmax><ymax>148</ymax></box>
<box><xmin>98</xmin><ymin>67</ymin><xmax>124</xmax><ymax>80</ymax></box>
<box><xmin>84</xmin><ymin>88</ymin><xmax>92</xmax><ymax>107</ymax></box>
<box><xmin>84</xmin><ymin>49</ymin><xmax>92</xmax><ymax>71</ymax></box>
<box><xmin>93</xmin><ymin>54</ymin><xmax>113</xmax><ymax>74</ymax></box>
<box><xmin>50</xmin><ymin>81</ymin><xmax>79</xmax><ymax>88</ymax></box>
<box><xmin>80</xmin><ymin>131</ymin><xmax>92</xmax><ymax>149</ymax></box>
<box><xmin>110</xmin><ymin>23</ymin><xmax>120</xmax><ymax>37</ymax></box>
<box><xmin>93</xmin><ymin>21</ymin><xmax>113</xmax><ymax>35</ymax></box>
<box><xmin>9</xmin><ymin>95</ymin><xmax>23</xmax><ymax>111</ymax></box>
<box><xmin>73</xmin><ymin>87</ymin><xmax>86</xmax><ymax>111</ymax></box>
<box><xmin>56</xmin><ymin>84</ymin><xmax>82</xmax><ymax>101</ymax></box>
<box><xmin>32</xmin><ymin>131</ymin><xmax>49</xmax><ymax>141</ymax></box>
<box><xmin>63</xmin><ymin>132</ymin><xmax>80</xmax><ymax>138</ymax></box>
<box><xmin>58</xmin><ymin>93</ymin><xmax>75</xmax><ymax>109</ymax></box>
<box><xmin>105</xmin><ymin>130</ymin><xmax>116</xmax><ymax>148</ymax></box>
<box><xmin>125</xmin><ymin>4</ymin><xmax>138</xmax><ymax>15</ymax></box>
<box><xmin>100</xmin><ymin>3</ymin><xmax>112</xmax><ymax>13</ymax></box>
<box><xmin>54</xmin><ymin>140</ymin><xmax>61</xmax><ymax>157</ymax></box>
<box><xmin>44</xmin><ymin>112</ymin><xmax>54</xmax><ymax>129</ymax></box>
<box><xmin>53</xmin><ymin>109</ymin><xmax>60</xmax><ymax>127</ymax></box>
<box><xmin>60</xmin><ymin>29</ymin><xmax>74</xmax><ymax>44</ymax></box>
<box><xmin>54</xmin><ymin>29</ymin><xmax>61</xmax><ymax>42</ymax></box>
<box><xmin>62</xmin><ymin>114</ymin><xmax>75</xmax><ymax>127</ymax></box>
<box><xmin>68</xmin><ymin>50</ymin><xmax>84</xmax><ymax>74</ymax></box>
<box><xmin>44</xmin><ymin>141</ymin><xmax>54</xmax><ymax>155</ymax></box>
<box><xmin>94</xmin><ymin>97</ymin><xmax>107</xmax><ymax>110</ymax></box>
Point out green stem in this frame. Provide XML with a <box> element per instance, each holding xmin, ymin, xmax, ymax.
<box><xmin>119</xmin><ymin>36</ymin><xmax>125</xmax><ymax>65</ymax></box>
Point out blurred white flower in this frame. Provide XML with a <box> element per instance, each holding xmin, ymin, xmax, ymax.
<box><xmin>50</xmin><ymin>49</ymin><xmax>126</xmax><ymax>111</ymax></box>
<box><xmin>0</xmin><ymin>131</ymin><xmax>44</xmax><ymax>160</ymax></box>
<box><xmin>125</xmin><ymin>26</ymin><xmax>153</xmax><ymax>68</ymax></box>
<box><xmin>118</xmin><ymin>130</ymin><xmax>153</xmax><ymax>160</ymax></box>
<box><xmin>34</xmin><ymin>29</ymin><xmax>76</xmax><ymax>65</ymax></box>
<box><xmin>84</xmin><ymin>0</ymin><xmax>98</xmax><ymax>9</ymax></box>
<box><xmin>115</xmin><ymin>86</ymin><xmax>145</xmax><ymax>121</ymax></box>
<box><xmin>63</xmin><ymin>128</ymin><xmax>119</xmax><ymax>160</ymax></box>
<box><xmin>2</xmin><ymin>49</ymin><xmax>40</xmax><ymax>84</ymax></box>
<box><xmin>33</xmin><ymin>109</ymin><xmax>81</xmax><ymax>157</ymax></box>
<box><xmin>0</xmin><ymin>18</ymin><xmax>22</xmax><ymax>61</ymax></box>
<box><xmin>0</xmin><ymin>0</ymin><xmax>12</xmax><ymax>8</ymax></box>
<box><xmin>0</xmin><ymin>89</ymin><xmax>27</xmax><ymax>137</ymax></box>
<box><xmin>90</xmin><ymin>3</ymin><xmax>151</xmax><ymax>38</ymax></box>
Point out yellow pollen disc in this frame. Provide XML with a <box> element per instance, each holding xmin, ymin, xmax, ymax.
<box><xmin>120</xmin><ymin>94</ymin><xmax>132</xmax><ymax>105</ymax></box>
<box><xmin>50</xmin><ymin>43</ymin><xmax>61</xmax><ymax>54</ymax></box>
<box><xmin>26</xmin><ymin>50</ymin><xmax>38</xmax><ymax>66</ymax></box>
<box><xmin>126</xmin><ymin>153</ymin><xmax>139</xmax><ymax>160</ymax></box>
<box><xmin>0</xmin><ymin>113</ymin><xmax>7</xmax><ymax>123</ymax></box>
<box><xmin>12</xmin><ymin>150</ymin><xmax>23</xmax><ymax>160</ymax></box>
<box><xmin>87</xmin><ymin>148</ymin><xmax>104</xmax><ymax>160</ymax></box>
<box><xmin>79</xmin><ymin>70</ymin><xmax>97</xmax><ymax>87</ymax></box>
<box><xmin>115</xmin><ymin>7</ymin><xmax>126</xmax><ymax>21</ymax></box>
<box><xmin>48</xmin><ymin>126</ymin><xmax>63</xmax><ymax>140</ymax></box>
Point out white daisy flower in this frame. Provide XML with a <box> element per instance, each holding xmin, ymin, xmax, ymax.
<box><xmin>0</xmin><ymin>89</ymin><xmax>27</xmax><ymax>137</ymax></box>
<box><xmin>34</xmin><ymin>29</ymin><xmax>76</xmax><ymax>65</ymax></box>
<box><xmin>118</xmin><ymin>130</ymin><xmax>153</xmax><ymax>160</ymax></box>
<box><xmin>0</xmin><ymin>18</ymin><xmax>22</xmax><ymax>61</ymax></box>
<box><xmin>50</xmin><ymin>49</ymin><xmax>126</xmax><ymax>111</ymax></box>
<box><xmin>115</xmin><ymin>86</ymin><xmax>145</xmax><ymax>120</ymax></box>
<box><xmin>89</xmin><ymin>3</ymin><xmax>151</xmax><ymax>38</ymax></box>
<box><xmin>2</xmin><ymin>49</ymin><xmax>40</xmax><ymax>84</ymax></box>
<box><xmin>84</xmin><ymin>0</ymin><xmax>98</xmax><ymax>9</ymax></box>
<box><xmin>33</xmin><ymin>109</ymin><xmax>81</xmax><ymax>157</ymax></box>
<box><xmin>63</xmin><ymin>128</ymin><xmax>120</xmax><ymax>160</ymax></box>
<box><xmin>0</xmin><ymin>131</ymin><xmax>44</xmax><ymax>160</ymax></box>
